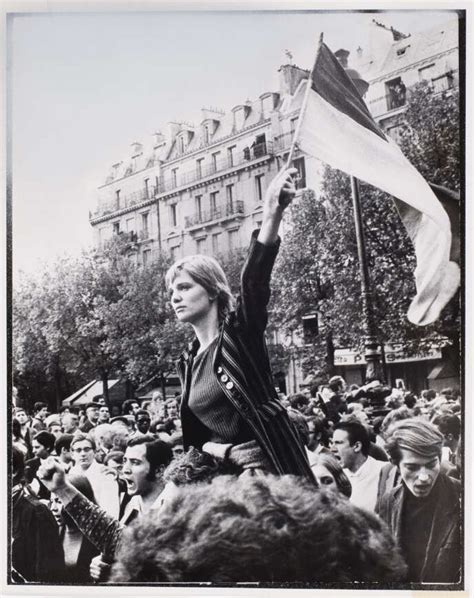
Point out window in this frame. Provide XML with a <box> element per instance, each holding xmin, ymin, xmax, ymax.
<box><xmin>170</xmin><ymin>245</ymin><xmax>180</xmax><ymax>260</ymax></box>
<box><xmin>228</xmin><ymin>229</ymin><xmax>239</xmax><ymax>252</ymax></box>
<box><xmin>292</xmin><ymin>157</ymin><xmax>306</xmax><ymax>189</ymax></box>
<box><xmin>210</xmin><ymin>191</ymin><xmax>219</xmax><ymax>217</ymax></box>
<box><xmin>302</xmin><ymin>314</ymin><xmax>319</xmax><ymax>345</ymax></box>
<box><xmin>418</xmin><ymin>63</ymin><xmax>436</xmax><ymax>82</ymax></box>
<box><xmin>234</xmin><ymin>108</ymin><xmax>246</xmax><ymax>130</ymax></box>
<box><xmin>212</xmin><ymin>233</ymin><xmax>221</xmax><ymax>254</ymax></box>
<box><xmin>195</xmin><ymin>195</ymin><xmax>203</xmax><ymax>220</ymax></box>
<box><xmin>432</xmin><ymin>72</ymin><xmax>455</xmax><ymax>94</ymax></box>
<box><xmin>144</xmin><ymin>178</ymin><xmax>150</xmax><ymax>199</ymax></box>
<box><xmin>255</xmin><ymin>174</ymin><xmax>265</xmax><ymax>202</ymax></box>
<box><xmin>226</xmin><ymin>184</ymin><xmax>234</xmax><ymax>212</ymax></box>
<box><xmin>385</xmin><ymin>77</ymin><xmax>406</xmax><ymax>110</ymax></box>
<box><xmin>179</xmin><ymin>136</ymin><xmax>185</xmax><ymax>153</ymax></box>
<box><xmin>171</xmin><ymin>168</ymin><xmax>178</xmax><ymax>188</ymax></box>
<box><xmin>254</xmin><ymin>134</ymin><xmax>267</xmax><ymax>158</ymax></box>
<box><xmin>141</xmin><ymin>212</ymin><xmax>149</xmax><ymax>238</ymax></box>
<box><xmin>204</xmin><ymin>124</ymin><xmax>210</xmax><ymax>144</ymax></box>
<box><xmin>142</xmin><ymin>249</ymin><xmax>151</xmax><ymax>265</ymax></box>
<box><xmin>115</xmin><ymin>190</ymin><xmax>121</xmax><ymax>210</ymax></box>
<box><xmin>196</xmin><ymin>237</ymin><xmax>207</xmax><ymax>254</ymax></box>
<box><xmin>196</xmin><ymin>158</ymin><xmax>204</xmax><ymax>178</ymax></box>
<box><xmin>227</xmin><ymin>146</ymin><xmax>236</xmax><ymax>167</ymax></box>
<box><xmin>170</xmin><ymin>204</ymin><xmax>177</xmax><ymax>227</ymax></box>
<box><xmin>113</xmin><ymin>221</ymin><xmax>120</xmax><ymax>235</ymax></box>
<box><xmin>290</xmin><ymin>117</ymin><xmax>298</xmax><ymax>137</ymax></box>
<box><xmin>126</xmin><ymin>218</ymin><xmax>135</xmax><ymax>231</ymax></box>
<box><xmin>211</xmin><ymin>152</ymin><xmax>220</xmax><ymax>173</ymax></box>
<box><xmin>396</xmin><ymin>45</ymin><xmax>410</xmax><ymax>57</ymax></box>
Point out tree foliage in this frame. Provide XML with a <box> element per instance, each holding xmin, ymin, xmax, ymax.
<box><xmin>271</xmin><ymin>82</ymin><xmax>461</xmax><ymax>377</ymax></box>
<box><xmin>13</xmin><ymin>236</ymin><xmax>188</xmax><ymax>410</ymax></box>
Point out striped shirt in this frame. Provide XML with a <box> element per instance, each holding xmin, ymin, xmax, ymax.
<box><xmin>188</xmin><ymin>336</ymin><xmax>252</xmax><ymax>444</ymax></box>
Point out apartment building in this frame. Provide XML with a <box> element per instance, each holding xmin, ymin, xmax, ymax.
<box><xmin>356</xmin><ymin>17</ymin><xmax>459</xmax><ymax>141</ymax></box>
<box><xmin>89</xmin><ymin>16</ymin><xmax>460</xmax><ymax>394</ymax></box>
<box><xmin>89</xmin><ymin>64</ymin><xmax>313</xmax><ymax>263</ymax></box>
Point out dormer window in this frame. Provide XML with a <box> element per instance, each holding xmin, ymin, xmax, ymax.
<box><xmin>232</xmin><ymin>104</ymin><xmax>251</xmax><ymax>130</ymax></box>
<box><xmin>260</xmin><ymin>92</ymin><xmax>279</xmax><ymax>116</ymax></box>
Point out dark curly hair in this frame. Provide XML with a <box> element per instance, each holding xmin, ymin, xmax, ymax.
<box><xmin>111</xmin><ymin>474</ymin><xmax>407</xmax><ymax>583</ymax></box>
<box><xmin>163</xmin><ymin>447</ymin><xmax>240</xmax><ymax>486</ymax></box>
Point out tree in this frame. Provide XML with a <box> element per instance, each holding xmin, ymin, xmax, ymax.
<box><xmin>12</xmin><ymin>236</ymin><xmax>188</xmax><ymax>410</ymax></box>
<box><xmin>272</xmin><ymin>81</ymin><xmax>461</xmax><ymax>378</ymax></box>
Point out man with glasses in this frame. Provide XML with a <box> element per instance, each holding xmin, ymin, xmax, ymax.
<box><xmin>69</xmin><ymin>433</ymin><xmax>120</xmax><ymax>517</ymax></box>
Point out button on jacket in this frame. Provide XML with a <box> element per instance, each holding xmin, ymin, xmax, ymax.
<box><xmin>177</xmin><ymin>231</ymin><xmax>315</xmax><ymax>483</ymax></box>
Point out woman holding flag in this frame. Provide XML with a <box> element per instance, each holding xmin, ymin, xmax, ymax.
<box><xmin>166</xmin><ymin>167</ymin><xmax>315</xmax><ymax>483</ymax></box>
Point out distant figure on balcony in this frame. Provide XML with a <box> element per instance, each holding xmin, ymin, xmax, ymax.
<box><xmin>390</xmin><ymin>81</ymin><xmax>406</xmax><ymax>109</ymax></box>
<box><xmin>165</xmin><ymin>168</ymin><xmax>315</xmax><ymax>483</ymax></box>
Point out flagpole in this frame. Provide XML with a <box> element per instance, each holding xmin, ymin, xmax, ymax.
<box><xmin>284</xmin><ymin>32</ymin><xmax>324</xmax><ymax>169</ymax></box>
<box><xmin>350</xmin><ymin>175</ymin><xmax>384</xmax><ymax>383</ymax></box>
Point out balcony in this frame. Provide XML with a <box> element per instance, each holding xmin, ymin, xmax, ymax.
<box><xmin>185</xmin><ymin>200</ymin><xmax>244</xmax><ymax>229</ymax></box>
<box><xmin>90</xmin><ymin>187</ymin><xmax>156</xmax><ymax>220</ymax></box>
<box><xmin>155</xmin><ymin>141</ymin><xmax>273</xmax><ymax>196</ymax></box>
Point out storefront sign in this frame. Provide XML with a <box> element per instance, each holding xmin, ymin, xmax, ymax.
<box><xmin>334</xmin><ymin>344</ymin><xmax>442</xmax><ymax>366</ymax></box>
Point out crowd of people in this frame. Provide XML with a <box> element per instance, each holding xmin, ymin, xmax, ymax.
<box><xmin>10</xmin><ymin>379</ymin><xmax>462</xmax><ymax>585</ymax></box>
<box><xmin>10</xmin><ymin>169</ymin><xmax>462</xmax><ymax>586</ymax></box>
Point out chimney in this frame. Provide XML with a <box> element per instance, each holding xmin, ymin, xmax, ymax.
<box><xmin>153</xmin><ymin>131</ymin><xmax>165</xmax><ymax>147</ymax></box>
<box><xmin>130</xmin><ymin>141</ymin><xmax>143</xmax><ymax>156</ymax></box>
<box><xmin>278</xmin><ymin>64</ymin><xmax>309</xmax><ymax>96</ymax></box>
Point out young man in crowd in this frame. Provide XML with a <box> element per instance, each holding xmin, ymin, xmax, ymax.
<box><xmin>331</xmin><ymin>420</ymin><xmax>385</xmax><ymax>512</ymax></box>
<box><xmin>69</xmin><ymin>433</ymin><xmax>120</xmax><ymax>517</ymax></box>
<box><xmin>38</xmin><ymin>435</ymin><xmax>173</xmax><ymax>580</ymax></box>
<box><xmin>378</xmin><ymin>418</ymin><xmax>461</xmax><ymax>583</ymax></box>
<box><xmin>98</xmin><ymin>405</ymin><xmax>111</xmax><ymax>424</ymax></box>
<box><xmin>30</xmin><ymin>402</ymin><xmax>48</xmax><ymax>434</ymax></box>
<box><xmin>79</xmin><ymin>402</ymin><xmax>100</xmax><ymax>433</ymax></box>
<box><xmin>25</xmin><ymin>431</ymin><xmax>57</xmax><ymax>500</ymax></box>
<box><xmin>55</xmin><ymin>433</ymin><xmax>75</xmax><ymax>474</ymax></box>
<box><xmin>432</xmin><ymin>413</ymin><xmax>461</xmax><ymax>477</ymax></box>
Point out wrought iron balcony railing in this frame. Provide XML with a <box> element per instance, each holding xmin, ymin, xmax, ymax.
<box><xmin>155</xmin><ymin>141</ymin><xmax>273</xmax><ymax>195</ymax></box>
<box><xmin>184</xmin><ymin>200</ymin><xmax>244</xmax><ymax>228</ymax></box>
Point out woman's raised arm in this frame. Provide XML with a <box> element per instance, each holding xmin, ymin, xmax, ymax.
<box><xmin>257</xmin><ymin>167</ymin><xmax>298</xmax><ymax>246</ymax></box>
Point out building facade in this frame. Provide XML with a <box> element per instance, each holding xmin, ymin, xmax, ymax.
<box><xmin>89</xmin><ymin>64</ymin><xmax>314</xmax><ymax>264</ymax></box>
<box><xmin>89</xmin><ymin>15</ymin><xmax>460</xmax><ymax>395</ymax></box>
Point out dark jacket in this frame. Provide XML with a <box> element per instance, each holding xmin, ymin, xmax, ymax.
<box><xmin>176</xmin><ymin>231</ymin><xmax>315</xmax><ymax>483</ymax></box>
<box><xmin>378</xmin><ymin>472</ymin><xmax>461</xmax><ymax>584</ymax></box>
<box><xmin>79</xmin><ymin>418</ymin><xmax>96</xmax><ymax>433</ymax></box>
<box><xmin>59</xmin><ymin>526</ymin><xmax>100</xmax><ymax>583</ymax></box>
<box><xmin>12</xmin><ymin>489</ymin><xmax>65</xmax><ymax>582</ymax></box>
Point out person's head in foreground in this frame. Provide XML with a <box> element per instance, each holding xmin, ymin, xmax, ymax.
<box><xmin>384</xmin><ymin>418</ymin><xmax>443</xmax><ymax>498</ymax></box>
<box><xmin>111</xmin><ymin>474</ymin><xmax>406</xmax><ymax>583</ymax></box>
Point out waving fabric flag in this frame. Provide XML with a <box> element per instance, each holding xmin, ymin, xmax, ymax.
<box><xmin>293</xmin><ymin>39</ymin><xmax>460</xmax><ymax>326</ymax></box>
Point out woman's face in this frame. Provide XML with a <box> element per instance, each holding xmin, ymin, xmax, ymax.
<box><xmin>170</xmin><ymin>271</ymin><xmax>214</xmax><ymax>325</ymax></box>
<box><xmin>313</xmin><ymin>464</ymin><xmax>338</xmax><ymax>493</ymax></box>
<box><xmin>50</xmin><ymin>493</ymin><xmax>64</xmax><ymax>526</ymax></box>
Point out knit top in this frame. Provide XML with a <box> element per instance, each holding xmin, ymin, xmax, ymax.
<box><xmin>188</xmin><ymin>336</ymin><xmax>253</xmax><ymax>444</ymax></box>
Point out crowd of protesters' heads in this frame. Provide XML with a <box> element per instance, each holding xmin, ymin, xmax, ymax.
<box><xmin>11</xmin><ymin>379</ymin><xmax>461</xmax><ymax>584</ymax></box>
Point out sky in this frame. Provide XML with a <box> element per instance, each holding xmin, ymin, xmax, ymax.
<box><xmin>8</xmin><ymin>6</ymin><xmax>460</xmax><ymax>277</ymax></box>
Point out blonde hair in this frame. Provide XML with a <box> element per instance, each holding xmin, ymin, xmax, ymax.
<box><xmin>166</xmin><ymin>255</ymin><xmax>235</xmax><ymax>322</ymax></box>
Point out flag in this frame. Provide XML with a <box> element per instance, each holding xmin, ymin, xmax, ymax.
<box><xmin>293</xmin><ymin>40</ymin><xmax>460</xmax><ymax>326</ymax></box>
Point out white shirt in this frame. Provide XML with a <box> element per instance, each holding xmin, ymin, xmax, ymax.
<box><xmin>344</xmin><ymin>455</ymin><xmax>385</xmax><ymax>512</ymax></box>
<box><xmin>70</xmin><ymin>460</ymin><xmax>120</xmax><ymax>518</ymax></box>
